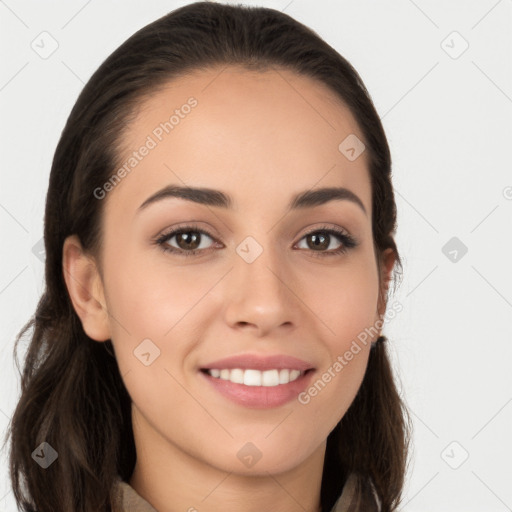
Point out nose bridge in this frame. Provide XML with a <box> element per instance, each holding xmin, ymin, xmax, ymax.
<box><xmin>224</xmin><ymin>231</ymin><xmax>298</xmax><ymax>331</ymax></box>
<box><xmin>235</xmin><ymin>232</ymin><xmax>288</xmax><ymax>297</ymax></box>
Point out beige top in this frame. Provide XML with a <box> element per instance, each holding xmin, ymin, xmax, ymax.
<box><xmin>113</xmin><ymin>472</ymin><xmax>381</xmax><ymax>512</ymax></box>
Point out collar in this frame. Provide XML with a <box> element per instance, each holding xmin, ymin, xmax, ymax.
<box><xmin>113</xmin><ymin>472</ymin><xmax>381</xmax><ymax>512</ymax></box>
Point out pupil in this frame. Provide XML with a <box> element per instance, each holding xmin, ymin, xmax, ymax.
<box><xmin>310</xmin><ymin>233</ymin><xmax>328</xmax><ymax>250</ymax></box>
<box><xmin>179</xmin><ymin>232</ymin><xmax>200</xmax><ymax>250</ymax></box>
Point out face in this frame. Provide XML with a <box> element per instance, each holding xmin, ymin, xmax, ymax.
<box><xmin>72</xmin><ymin>66</ymin><xmax>391</xmax><ymax>476</ymax></box>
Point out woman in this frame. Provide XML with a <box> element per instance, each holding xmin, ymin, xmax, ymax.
<box><xmin>6</xmin><ymin>2</ymin><xmax>411</xmax><ymax>511</ymax></box>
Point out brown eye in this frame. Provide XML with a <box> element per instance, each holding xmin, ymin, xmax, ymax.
<box><xmin>156</xmin><ymin>226</ymin><xmax>217</xmax><ymax>256</ymax></box>
<box><xmin>155</xmin><ymin>224</ymin><xmax>358</xmax><ymax>258</ymax></box>
<box><xmin>297</xmin><ymin>230</ymin><xmax>343</xmax><ymax>252</ymax></box>
<box><xmin>305</xmin><ymin>232</ymin><xmax>331</xmax><ymax>251</ymax></box>
<box><xmin>173</xmin><ymin>231</ymin><xmax>203</xmax><ymax>251</ymax></box>
<box><xmin>295</xmin><ymin>227</ymin><xmax>358</xmax><ymax>257</ymax></box>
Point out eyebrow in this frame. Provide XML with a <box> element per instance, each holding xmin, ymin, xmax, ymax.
<box><xmin>137</xmin><ymin>185</ymin><xmax>367</xmax><ymax>216</ymax></box>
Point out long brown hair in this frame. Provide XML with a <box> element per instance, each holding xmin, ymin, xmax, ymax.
<box><xmin>4</xmin><ymin>2</ymin><xmax>411</xmax><ymax>511</ymax></box>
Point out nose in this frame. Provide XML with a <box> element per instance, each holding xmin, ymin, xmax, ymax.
<box><xmin>223</xmin><ymin>241</ymin><xmax>301</xmax><ymax>336</ymax></box>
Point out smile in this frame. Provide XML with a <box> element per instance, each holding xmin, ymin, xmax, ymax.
<box><xmin>199</xmin><ymin>368</ymin><xmax>315</xmax><ymax>409</ymax></box>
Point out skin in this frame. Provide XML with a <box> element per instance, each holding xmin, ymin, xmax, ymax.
<box><xmin>63</xmin><ymin>66</ymin><xmax>395</xmax><ymax>512</ymax></box>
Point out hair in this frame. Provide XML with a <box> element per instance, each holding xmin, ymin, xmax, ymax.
<box><xmin>4</xmin><ymin>2</ymin><xmax>411</xmax><ymax>511</ymax></box>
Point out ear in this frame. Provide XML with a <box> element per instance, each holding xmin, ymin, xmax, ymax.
<box><xmin>62</xmin><ymin>234</ymin><xmax>110</xmax><ymax>342</ymax></box>
<box><xmin>376</xmin><ymin>248</ymin><xmax>397</xmax><ymax>319</ymax></box>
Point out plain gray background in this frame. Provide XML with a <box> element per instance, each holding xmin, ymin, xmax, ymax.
<box><xmin>1</xmin><ymin>1</ymin><xmax>511</xmax><ymax>510</ymax></box>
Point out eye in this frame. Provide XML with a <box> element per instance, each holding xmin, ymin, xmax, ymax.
<box><xmin>155</xmin><ymin>224</ymin><xmax>219</xmax><ymax>257</ymax></box>
<box><xmin>295</xmin><ymin>225</ymin><xmax>358</xmax><ymax>257</ymax></box>
<box><xmin>154</xmin><ymin>224</ymin><xmax>358</xmax><ymax>258</ymax></box>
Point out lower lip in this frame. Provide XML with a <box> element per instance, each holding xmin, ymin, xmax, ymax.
<box><xmin>199</xmin><ymin>369</ymin><xmax>315</xmax><ymax>409</ymax></box>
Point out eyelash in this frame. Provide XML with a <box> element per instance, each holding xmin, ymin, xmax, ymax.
<box><xmin>154</xmin><ymin>223</ymin><xmax>358</xmax><ymax>258</ymax></box>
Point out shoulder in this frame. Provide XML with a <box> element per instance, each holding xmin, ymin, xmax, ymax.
<box><xmin>112</xmin><ymin>476</ymin><xmax>158</xmax><ymax>512</ymax></box>
<box><xmin>330</xmin><ymin>472</ymin><xmax>382</xmax><ymax>512</ymax></box>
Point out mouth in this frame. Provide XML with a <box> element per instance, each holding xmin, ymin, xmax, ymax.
<box><xmin>198</xmin><ymin>367</ymin><xmax>316</xmax><ymax>409</ymax></box>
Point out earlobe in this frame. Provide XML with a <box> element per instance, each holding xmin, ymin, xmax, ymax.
<box><xmin>62</xmin><ymin>234</ymin><xmax>110</xmax><ymax>342</ymax></box>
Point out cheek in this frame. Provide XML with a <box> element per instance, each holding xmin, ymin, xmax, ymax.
<box><xmin>302</xmin><ymin>257</ymin><xmax>380</xmax><ymax>345</ymax></box>
<box><xmin>298</xmin><ymin>259</ymin><xmax>378</xmax><ymax>407</ymax></box>
<box><xmin>104</xmin><ymin>259</ymin><xmax>197</xmax><ymax>427</ymax></box>
<box><xmin>103</xmin><ymin>243</ymin><xmax>206</xmax><ymax>336</ymax></box>
<box><xmin>102</xmin><ymin>248</ymin><xmax>220</xmax><ymax>390</ymax></box>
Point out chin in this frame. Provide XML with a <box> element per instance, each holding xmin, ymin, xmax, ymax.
<box><xmin>203</xmin><ymin>439</ymin><xmax>318</xmax><ymax>477</ymax></box>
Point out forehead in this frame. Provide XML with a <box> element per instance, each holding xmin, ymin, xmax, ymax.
<box><xmin>107</xmin><ymin>66</ymin><xmax>372</xmax><ymax>218</ymax></box>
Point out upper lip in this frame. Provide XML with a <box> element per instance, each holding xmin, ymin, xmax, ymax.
<box><xmin>200</xmin><ymin>353</ymin><xmax>315</xmax><ymax>372</ymax></box>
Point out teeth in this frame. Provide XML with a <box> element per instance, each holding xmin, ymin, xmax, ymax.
<box><xmin>205</xmin><ymin>368</ymin><xmax>305</xmax><ymax>386</ymax></box>
<box><xmin>230</xmin><ymin>368</ymin><xmax>244</xmax><ymax>384</ymax></box>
